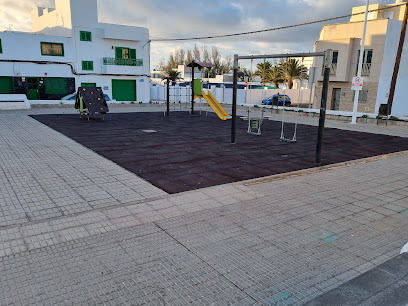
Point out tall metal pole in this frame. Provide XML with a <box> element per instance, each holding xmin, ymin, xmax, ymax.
<box><xmin>387</xmin><ymin>0</ymin><xmax>408</xmax><ymax>114</ymax></box>
<box><xmin>315</xmin><ymin>49</ymin><xmax>332</xmax><ymax>166</ymax></box>
<box><xmin>351</xmin><ymin>0</ymin><xmax>370</xmax><ymax>124</ymax></box>
<box><xmin>231</xmin><ymin>54</ymin><xmax>239</xmax><ymax>144</ymax></box>
<box><xmin>191</xmin><ymin>61</ymin><xmax>195</xmax><ymax>115</ymax></box>
<box><xmin>166</xmin><ymin>79</ymin><xmax>170</xmax><ymax>116</ymax></box>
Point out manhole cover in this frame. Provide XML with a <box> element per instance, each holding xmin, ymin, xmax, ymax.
<box><xmin>142</xmin><ymin>130</ymin><xmax>157</xmax><ymax>133</ymax></box>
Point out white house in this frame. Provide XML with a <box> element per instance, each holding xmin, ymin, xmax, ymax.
<box><xmin>0</xmin><ymin>0</ymin><xmax>150</xmax><ymax>103</ymax></box>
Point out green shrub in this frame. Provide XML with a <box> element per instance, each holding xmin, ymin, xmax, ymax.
<box><xmin>254</xmin><ymin>105</ymin><xmax>259</xmax><ymax>108</ymax></box>
<box><xmin>298</xmin><ymin>110</ymin><xmax>304</xmax><ymax>113</ymax></box>
<box><xmin>131</xmin><ymin>101</ymin><xmax>135</xmax><ymax>104</ymax></box>
<box><xmin>390</xmin><ymin>116</ymin><xmax>399</xmax><ymax>121</ymax></box>
<box><xmin>361</xmin><ymin>114</ymin><xmax>368</xmax><ymax>118</ymax></box>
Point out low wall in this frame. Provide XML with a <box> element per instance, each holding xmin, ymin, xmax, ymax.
<box><xmin>0</xmin><ymin>94</ymin><xmax>30</xmax><ymax>110</ymax></box>
<box><xmin>245</xmin><ymin>88</ymin><xmax>312</xmax><ymax>106</ymax></box>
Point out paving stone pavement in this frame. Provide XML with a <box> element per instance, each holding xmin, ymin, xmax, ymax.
<box><xmin>0</xmin><ymin>107</ymin><xmax>408</xmax><ymax>305</ymax></box>
<box><xmin>0</xmin><ymin>109</ymin><xmax>166</xmax><ymax>227</ymax></box>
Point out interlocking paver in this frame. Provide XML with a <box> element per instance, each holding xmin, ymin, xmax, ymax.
<box><xmin>0</xmin><ymin>107</ymin><xmax>407</xmax><ymax>305</ymax></box>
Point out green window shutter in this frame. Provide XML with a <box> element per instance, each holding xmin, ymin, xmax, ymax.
<box><xmin>82</xmin><ymin>61</ymin><xmax>93</xmax><ymax>71</ymax></box>
<box><xmin>44</xmin><ymin>78</ymin><xmax>68</xmax><ymax>94</ymax></box>
<box><xmin>130</xmin><ymin>49</ymin><xmax>136</xmax><ymax>60</ymax></box>
<box><xmin>0</xmin><ymin>39</ymin><xmax>2</xmax><ymax>53</ymax></box>
<box><xmin>80</xmin><ymin>31</ymin><xmax>92</xmax><ymax>42</ymax></box>
<box><xmin>115</xmin><ymin>47</ymin><xmax>123</xmax><ymax>59</ymax></box>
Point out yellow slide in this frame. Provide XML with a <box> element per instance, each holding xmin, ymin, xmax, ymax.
<box><xmin>201</xmin><ymin>91</ymin><xmax>231</xmax><ymax>120</ymax></box>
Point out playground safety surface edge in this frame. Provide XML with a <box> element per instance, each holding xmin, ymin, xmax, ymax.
<box><xmin>32</xmin><ymin>111</ymin><xmax>408</xmax><ymax>194</ymax></box>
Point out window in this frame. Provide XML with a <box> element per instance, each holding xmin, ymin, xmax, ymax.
<box><xmin>332</xmin><ymin>51</ymin><xmax>338</xmax><ymax>64</ymax></box>
<box><xmin>357</xmin><ymin>50</ymin><xmax>373</xmax><ymax>76</ymax></box>
<box><xmin>44</xmin><ymin>78</ymin><xmax>68</xmax><ymax>94</ymax></box>
<box><xmin>384</xmin><ymin>11</ymin><xmax>394</xmax><ymax>19</ymax></box>
<box><xmin>115</xmin><ymin>47</ymin><xmax>136</xmax><ymax>59</ymax></box>
<box><xmin>82</xmin><ymin>61</ymin><xmax>94</xmax><ymax>71</ymax></box>
<box><xmin>354</xmin><ymin>89</ymin><xmax>368</xmax><ymax>103</ymax></box>
<box><xmin>41</xmin><ymin>42</ymin><xmax>64</xmax><ymax>56</ymax></box>
<box><xmin>0</xmin><ymin>39</ymin><xmax>2</xmax><ymax>53</ymax></box>
<box><xmin>80</xmin><ymin>31</ymin><xmax>92</xmax><ymax>42</ymax></box>
<box><xmin>330</xmin><ymin>51</ymin><xmax>338</xmax><ymax>75</ymax></box>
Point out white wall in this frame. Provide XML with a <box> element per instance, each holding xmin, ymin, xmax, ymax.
<box><xmin>246</xmin><ymin>88</ymin><xmax>311</xmax><ymax>105</ymax></box>
<box><xmin>150</xmin><ymin>84</ymin><xmax>310</xmax><ymax>106</ymax></box>
<box><xmin>0</xmin><ymin>32</ymin><xmax>74</xmax><ymax>63</ymax></box>
<box><xmin>376</xmin><ymin>19</ymin><xmax>408</xmax><ymax>116</ymax></box>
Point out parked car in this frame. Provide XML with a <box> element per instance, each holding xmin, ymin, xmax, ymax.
<box><xmin>61</xmin><ymin>93</ymin><xmax>111</xmax><ymax>101</ymax></box>
<box><xmin>262</xmin><ymin>94</ymin><xmax>291</xmax><ymax>106</ymax></box>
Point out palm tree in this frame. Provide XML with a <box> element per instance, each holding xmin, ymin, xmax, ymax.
<box><xmin>253</xmin><ymin>61</ymin><xmax>272</xmax><ymax>86</ymax></box>
<box><xmin>161</xmin><ymin>69</ymin><xmax>182</xmax><ymax>85</ymax></box>
<box><xmin>266</xmin><ymin>64</ymin><xmax>285</xmax><ymax>88</ymax></box>
<box><xmin>279</xmin><ymin>59</ymin><xmax>308</xmax><ymax>89</ymax></box>
<box><xmin>253</xmin><ymin>61</ymin><xmax>284</xmax><ymax>87</ymax></box>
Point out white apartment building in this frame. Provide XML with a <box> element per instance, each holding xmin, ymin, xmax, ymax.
<box><xmin>313</xmin><ymin>0</ymin><xmax>408</xmax><ymax>116</ymax></box>
<box><xmin>0</xmin><ymin>0</ymin><xmax>150</xmax><ymax>102</ymax></box>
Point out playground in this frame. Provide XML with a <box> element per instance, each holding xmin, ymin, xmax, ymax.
<box><xmin>32</xmin><ymin>110</ymin><xmax>408</xmax><ymax>194</ymax></box>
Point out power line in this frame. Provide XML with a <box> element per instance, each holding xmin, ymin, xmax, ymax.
<box><xmin>151</xmin><ymin>3</ymin><xmax>406</xmax><ymax>42</ymax></box>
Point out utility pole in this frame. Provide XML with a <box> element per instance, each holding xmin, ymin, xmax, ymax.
<box><xmin>387</xmin><ymin>0</ymin><xmax>408</xmax><ymax>114</ymax></box>
<box><xmin>314</xmin><ymin>49</ymin><xmax>332</xmax><ymax>166</ymax></box>
<box><xmin>351</xmin><ymin>0</ymin><xmax>370</xmax><ymax>124</ymax></box>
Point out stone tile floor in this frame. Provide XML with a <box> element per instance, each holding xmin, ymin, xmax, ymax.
<box><xmin>0</xmin><ymin>106</ymin><xmax>407</xmax><ymax>305</ymax></box>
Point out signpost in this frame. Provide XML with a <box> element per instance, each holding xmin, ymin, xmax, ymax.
<box><xmin>351</xmin><ymin>76</ymin><xmax>364</xmax><ymax>90</ymax></box>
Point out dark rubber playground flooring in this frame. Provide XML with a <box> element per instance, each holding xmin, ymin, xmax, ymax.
<box><xmin>32</xmin><ymin>112</ymin><xmax>408</xmax><ymax>194</ymax></box>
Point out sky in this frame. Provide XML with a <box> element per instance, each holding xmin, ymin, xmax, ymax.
<box><xmin>0</xmin><ymin>0</ymin><xmax>391</xmax><ymax>69</ymax></box>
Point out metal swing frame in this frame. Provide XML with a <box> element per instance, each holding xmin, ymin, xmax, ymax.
<box><xmin>231</xmin><ymin>49</ymin><xmax>333</xmax><ymax>165</ymax></box>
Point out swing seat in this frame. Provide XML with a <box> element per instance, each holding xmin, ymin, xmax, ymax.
<box><xmin>280</xmin><ymin>137</ymin><xmax>296</xmax><ymax>143</ymax></box>
<box><xmin>248</xmin><ymin>131</ymin><xmax>261</xmax><ymax>136</ymax></box>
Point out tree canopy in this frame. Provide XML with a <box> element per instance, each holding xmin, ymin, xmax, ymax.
<box><xmin>253</xmin><ymin>59</ymin><xmax>308</xmax><ymax>89</ymax></box>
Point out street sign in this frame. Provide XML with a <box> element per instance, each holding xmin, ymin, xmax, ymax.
<box><xmin>351</xmin><ymin>76</ymin><xmax>364</xmax><ymax>90</ymax></box>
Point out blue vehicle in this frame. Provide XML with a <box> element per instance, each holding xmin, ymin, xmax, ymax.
<box><xmin>262</xmin><ymin>94</ymin><xmax>291</xmax><ymax>106</ymax></box>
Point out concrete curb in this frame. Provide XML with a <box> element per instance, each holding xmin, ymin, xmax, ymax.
<box><xmin>242</xmin><ymin>150</ymin><xmax>408</xmax><ymax>186</ymax></box>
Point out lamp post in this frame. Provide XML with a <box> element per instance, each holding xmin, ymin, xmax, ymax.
<box><xmin>351</xmin><ymin>0</ymin><xmax>370</xmax><ymax>124</ymax></box>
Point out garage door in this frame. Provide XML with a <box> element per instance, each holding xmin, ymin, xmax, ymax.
<box><xmin>0</xmin><ymin>77</ymin><xmax>13</xmax><ymax>94</ymax></box>
<box><xmin>112</xmin><ymin>79</ymin><xmax>136</xmax><ymax>101</ymax></box>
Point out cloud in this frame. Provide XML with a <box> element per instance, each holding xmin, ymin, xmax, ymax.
<box><xmin>0</xmin><ymin>0</ymin><xmax>389</xmax><ymax>67</ymax></box>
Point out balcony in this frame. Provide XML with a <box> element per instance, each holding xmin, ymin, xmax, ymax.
<box><xmin>356</xmin><ymin>63</ymin><xmax>371</xmax><ymax>76</ymax></box>
<box><xmin>103</xmin><ymin>57</ymin><xmax>143</xmax><ymax>66</ymax></box>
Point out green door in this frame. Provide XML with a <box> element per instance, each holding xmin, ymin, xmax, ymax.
<box><xmin>0</xmin><ymin>77</ymin><xmax>14</xmax><ymax>94</ymax></box>
<box><xmin>26</xmin><ymin>78</ymin><xmax>40</xmax><ymax>100</ymax></box>
<box><xmin>112</xmin><ymin>79</ymin><xmax>136</xmax><ymax>101</ymax></box>
<box><xmin>81</xmin><ymin>83</ymin><xmax>96</xmax><ymax>88</ymax></box>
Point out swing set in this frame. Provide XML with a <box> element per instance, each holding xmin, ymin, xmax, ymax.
<box><xmin>231</xmin><ymin>49</ymin><xmax>333</xmax><ymax>165</ymax></box>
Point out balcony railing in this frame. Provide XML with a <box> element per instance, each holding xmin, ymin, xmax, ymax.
<box><xmin>103</xmin><ymin>57</ymin><xmax>143</xmax><ymax>66</ymax></box>
<box><xmin>329</xmin><ymin>63</ymin><xmax>337</xmax><ymax>75</ymax></box>
<box><xmin>356</xmin><ymin>63</ymin><xmax>371</xmax><ymax>76</ymax></box>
